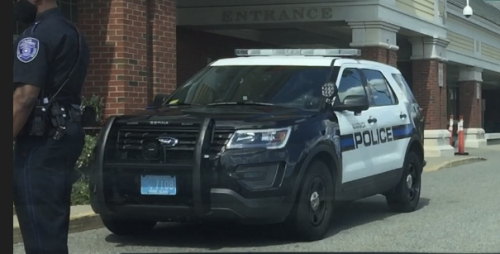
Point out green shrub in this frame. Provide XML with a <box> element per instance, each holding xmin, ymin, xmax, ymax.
<box><xmin>71</xmin><ymin>176</ymin><xmax>91</xmax><ymax>206</ymax></box>
<box><xmin>81</xmin><ymin>94</ymin><xmax>105</xmax><ymax>123</ymax></box>
<box><xmin>75</xmin><ymin>134</ymin><xmax>98</xmax><ymax>171</ymax></box>
<box><xmin>71</xmin><ymin>134</ymin><xmax>98</xmax><ymax>205</ymax></box>
<box><xmin>70</xmin><ymin>94</ymin><xmax>105</xmax><ymax>205</ymax></box>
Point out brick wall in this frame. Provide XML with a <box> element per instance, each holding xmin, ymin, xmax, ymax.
<box><xmin>177</xmin><ymin>28</ymin><xmax>279</xmax><ymax>87</ymax></box>
<box><xmin>458</xmin><ymin>81</ymin><xmax>482</xmax><ymax>128</ymax></box>
<box><xmin>150</xmin><ymin>0</ymin><xmax>177</xmax><ymax>96</ymax></box>
<box><xmin>78</xmin><ymin>0</ymin><xmax>176</xmax><ymax>117</ymax></box>
<box><xmin>412</xmin><ymin>59</ymin><xmax>447</xmax><ymax>130</ymax></box>
<box><xmin>359</xmin><ymin>47</ymin><xmax>398</xmax><ymax>67</ymax></box>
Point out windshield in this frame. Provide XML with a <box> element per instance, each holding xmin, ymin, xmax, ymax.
<box><xmin>165</xmin><ymin>65</ymin><xmax>332</xmax><ymax>110</ymax></box>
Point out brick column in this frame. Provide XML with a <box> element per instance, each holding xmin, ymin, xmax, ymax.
<box><xmin>456</xmin><ymin>66</ymin><xmax>486</xmax><ymax>148</ymax></box>
<box><xmin>412</xmin><ymin>59</ymin><xmax>447</xmax><ymax>129</ymax></box>
<box><xmin>457</xmin><ymin>67</ymin><xmax>483</xmax><ymax>128</ymax></box>
<box><xmin>348</xmin><ymin>21</ymin><xmax>399</xmax><ymax>67</ymax></box>
<box><xmin>409</xmin><ymin>36</ymin><xmax>453</xmax><ymax>157</ymax></box>
<box><xmin>409</xmin><ymin>37</ymin><xmax>450</xmax><ymax>129</ymax></box>
<box><xmin>458</xmin><ymin>82</ymin><xmax>482</xmax><ymax>128</ymax></box>
<box><xmin>359</xmin><ymin>47</ymin><xmax>398</xmax><ymax>67</ymax></box>
<box><xmin>78</xmin><ymin>0</ymin><xmax>176</xmax><ymax>117</ymax></box>
<box><xmin>150</xmin><ymin>0</ymin><xmax>177</xmax><ymax>96</ymax></box>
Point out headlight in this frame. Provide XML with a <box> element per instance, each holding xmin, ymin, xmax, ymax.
<box><xmin>226</xmin><ymin>127</ymin><xmax>292</xmax><ymax>149</ymax></box>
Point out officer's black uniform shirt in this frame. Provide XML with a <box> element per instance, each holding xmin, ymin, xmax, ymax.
<box><xmin>13</xmin><ymin>8</ymin><xmax>89</xmax><ymax>105</ymax></box>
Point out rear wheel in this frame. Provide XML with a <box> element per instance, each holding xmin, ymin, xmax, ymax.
<box><xmin>101</xmin><ymin>215</ymin><xmax>157</xmax><ymax>235</ymax></box>
<box><xmin>285</xmin><ymin>160</ymin><xmax>335</xmax><ymax>241</ymax></box>
<box><xmin>385</xmin><ymin>151</ymin><xmax>422</xmax><ymax>212</ymax></box>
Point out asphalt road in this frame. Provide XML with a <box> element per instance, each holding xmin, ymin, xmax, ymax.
<box><xmin>14</xmin><ymin>157</ymin><xmax>500</xmax><ymax>254</ymax></box>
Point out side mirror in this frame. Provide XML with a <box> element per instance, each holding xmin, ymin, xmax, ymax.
<box><xmin>333</xmin><ymin>95</ymin><xmax>369</xmax><ymax>113</ymax></box>
<box><xmin>150</xmin><ymin>93</ymin><xmax>170</xmax><ymax>108</ymax></box>
<box><xmin>321</xmin><ymin>82</ymin><xmax>338</xmax><ymax>98</ymax></box>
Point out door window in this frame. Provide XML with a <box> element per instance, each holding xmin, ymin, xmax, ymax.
<box><xmin>336</xmin><ymin>68</ymin><xmax>366</xmax><ymax>104</ymax></box>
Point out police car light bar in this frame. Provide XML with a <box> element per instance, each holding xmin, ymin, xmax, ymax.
<box><xmin>235</xmin><ymin>48</ymin><xmax>361</xmax><ymax>57</ymax></box>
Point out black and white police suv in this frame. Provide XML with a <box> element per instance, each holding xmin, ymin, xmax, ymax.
<box><xmin>89</xmin><ymin>48</ymin><xmax>425</xmax><ymax>241</ymax></box>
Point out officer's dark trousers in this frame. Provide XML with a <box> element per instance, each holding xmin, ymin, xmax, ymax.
<box><xmin>14</xmin><ymin>120</ymin><xmax>85</xmax><ymax>254</ymax></box>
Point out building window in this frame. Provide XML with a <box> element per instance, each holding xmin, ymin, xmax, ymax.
<box><xmin>13</xmin><ymin>0</ymin><xmax>78</xmax><ymax>36</ymax></box>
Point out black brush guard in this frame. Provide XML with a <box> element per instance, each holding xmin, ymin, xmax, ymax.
<box><xmin>90</xmin><ymin>117</ymin><xmax>218</xmax><ymax>219</ymax></box>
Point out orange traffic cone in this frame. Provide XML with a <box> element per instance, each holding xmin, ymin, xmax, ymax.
<box><xmin>455</xmin><ymin>115</ymin><xmax>469</xmax><ymax>156</ymax></box>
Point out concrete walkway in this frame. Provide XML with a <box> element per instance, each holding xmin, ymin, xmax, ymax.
<box><xmin>424</xmin><ymin>145</ymin><xmax>498</xmax><ymax>172</ymax></box>
<box><xmin>13</xmin><ymin>144</ymin><xmax>499</xmax><ymax>244</ymax></box>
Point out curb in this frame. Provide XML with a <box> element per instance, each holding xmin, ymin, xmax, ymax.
<box><xmin>13</xmin><ymin>213</ymin><xmax>103</xmax><ymax>245</ymax></box>
<box><xmin>423</xmin><ymin>157</ymin><xmax>486</xmax><ymax>172</ymax></box>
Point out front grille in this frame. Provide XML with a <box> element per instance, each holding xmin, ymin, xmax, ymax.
<box><xmin>110</xmin><ymin>125</ymin><xmax>234</xmax><ymax>163</ymax></box>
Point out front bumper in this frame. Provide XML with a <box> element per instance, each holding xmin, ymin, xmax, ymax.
<box><xmin>90</xmin><ymin>187</ymin><xmax>291</xmax><ymax>224</ymax></box>
<box><xmin>89</xmin><ymin>117</ymin><xmax>298</xmax><ymax>225</ymax></box>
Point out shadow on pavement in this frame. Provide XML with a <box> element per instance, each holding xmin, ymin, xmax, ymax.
<box><xmin>326</xmin><ymin>196</ymin><xmax>430</xmax><ymax>238</ymax></box>
<box><xmin>104</xmin><ymin>196</ymin><xmax>430</xmax><ymax>250</ymax></box>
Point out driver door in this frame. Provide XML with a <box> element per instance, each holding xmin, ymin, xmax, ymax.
<box><xmin>333</xmin><ymin>65</ymin><xmax>376</xmax><ymax>184</ymax></box>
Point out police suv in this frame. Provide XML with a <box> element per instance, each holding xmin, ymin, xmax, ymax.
<box><xmin>89</xmin><ymin>48</ymin><xmax>425</xmax><ymax>241</ymax></box>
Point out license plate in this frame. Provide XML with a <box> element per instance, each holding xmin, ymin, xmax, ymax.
<box><xmin>140</xmin><ymin>175</ymin><xmax>177</xmax><ymax>195</ymax></box>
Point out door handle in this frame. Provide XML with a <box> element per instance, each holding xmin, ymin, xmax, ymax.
<box><xmin>367</xmin><ymin>117</ymin><xmax>377</xmax><ymax>124</ymax></box>
<box><xmin>400</xmin><ymin>113</ymin><xmax>407</xmax><ymax>119</ymax></box>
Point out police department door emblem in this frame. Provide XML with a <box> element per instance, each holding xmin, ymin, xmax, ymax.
<box><xmin>17</xmin><ymin>37</ymin><xmax>39</xmax><ymax>63</ymax></box>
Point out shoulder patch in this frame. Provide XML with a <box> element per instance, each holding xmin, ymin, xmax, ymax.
<box><xmin>17</xmin><ymin>37</ymin><xmax>40</xmax><ymax>63</ymax></box>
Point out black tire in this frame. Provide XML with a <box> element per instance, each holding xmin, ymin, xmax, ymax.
<box><xmin>101</xmin><ymin>215</ymin><xmax>157</xmax><ymax>235</ymax></box>
<box><xmin>385</xmin><ymin>151</ymin><xmax>422</xmax><ymax>213</ymax></box>
<box><xmin>285</xmin><ymin>160</ymin><xmax>335</xmax><ymax>242</ymax></box>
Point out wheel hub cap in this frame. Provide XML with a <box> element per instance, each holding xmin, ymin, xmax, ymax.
<box><xmin>310</xmin><ymin>191</ymin><xmax>320</xmax><ymax>211</ymax></box>
<box><xmin>406</xmin><ymin>174</ymin><xmax>413</xmax><ymax>189</ymax></box>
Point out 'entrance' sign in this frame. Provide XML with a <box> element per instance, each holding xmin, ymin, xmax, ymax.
<box><xmin>222</xmin><ymin>7</ymin><xmax>334</xmax><ymax>23</ymax></box>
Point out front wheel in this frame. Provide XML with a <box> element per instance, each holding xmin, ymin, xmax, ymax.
<box><xmin>285</xmin><ymin>160</ymin><xmax>335</xmax><ymax>241</ymax></box>
<box><xmin>385</xmin><ymin>151</ymin><xmax>422</xmax><ymax>212</ymax></box>
<box><xmin>101</xmin><ymin>215</ymin><xmax>157</xmax><ymax>235</ymax></box>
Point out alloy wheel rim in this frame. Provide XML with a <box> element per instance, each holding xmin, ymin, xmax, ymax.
<box><xmin>308</xmin><ymin>177</ymin><xmax>327</xmax><ymax>226</ymax></box>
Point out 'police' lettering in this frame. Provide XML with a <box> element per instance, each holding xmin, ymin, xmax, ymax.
<box><xmin>353</xmin><ymin>127</ymin><xmax>394</xmax><ymax>149</ymax></box>
<box><xmin>363</xmin><ymin>131</ymin><xmax>371</xmax><ymax>147</ymax></box>
<box><xmin>354</xmin><ymin>132</ymin><xmax>363</xmax><ymax>148</ymax></box>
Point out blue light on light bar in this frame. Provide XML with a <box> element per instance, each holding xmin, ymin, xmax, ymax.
<box><xmin>235</xmin><ymin>48</ymin><xmax>361</xmax><ymax>57</ymax></box>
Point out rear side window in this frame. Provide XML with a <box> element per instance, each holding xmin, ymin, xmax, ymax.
<box><xmin>392</xmin><ymin>73</ymin><xmax>417</xmax><ymax>103</ymax></box>
<box><xmin>361</xmin><ymin>69</ymin><xmax>398</xmax><ymax>107</ymax></box>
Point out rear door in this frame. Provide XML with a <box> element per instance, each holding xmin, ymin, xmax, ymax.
<box><xmin>359</xmin><ymin>67</ymin><xmax>411</xmax><ymax>172</ymax></box>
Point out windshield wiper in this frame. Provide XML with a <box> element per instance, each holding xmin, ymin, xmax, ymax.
<box><xmin>147</xmin><ymin>102</ymin><xmax>198</xmax><ymax>109</ymax></box>
<box><xmin>207</xmin><ymin>101</ymin><xmax>275</xmax><ymax>106</ymax></box>
<box><xmin>165</xmin><ymin>102</ymin><xmax>195</xmax><ymax>106</ymax></box>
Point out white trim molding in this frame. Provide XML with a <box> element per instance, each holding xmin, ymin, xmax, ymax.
<box><xmin>348</xmin><ymin>21</ymin><xmax>400</xmax><ymax>50</ymax></box>
<box><xmin>409</xmin><ymin>36</ymin><xmax>450</xmax><ymax>61</ymax></box>
<box><xmin>458</xmin><ymin>66</ymin><xmax>483</xmax><ymax>82</ymax></box>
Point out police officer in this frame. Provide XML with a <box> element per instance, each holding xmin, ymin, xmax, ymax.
<box><xmin>13</xmin><ymin>0</ymin><xmax>89</xmax><ymax>253</ymax></box>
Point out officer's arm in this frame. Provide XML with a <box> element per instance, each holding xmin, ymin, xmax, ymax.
<box><xmin>13</xmin><ymin>85</ymin><xmax>40</xmax><ymax>140</ymax></box>
<box><xmin>13</xmin><ymin>36</ymin><xmax>49</xmax><ymax>140</ymax></box>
